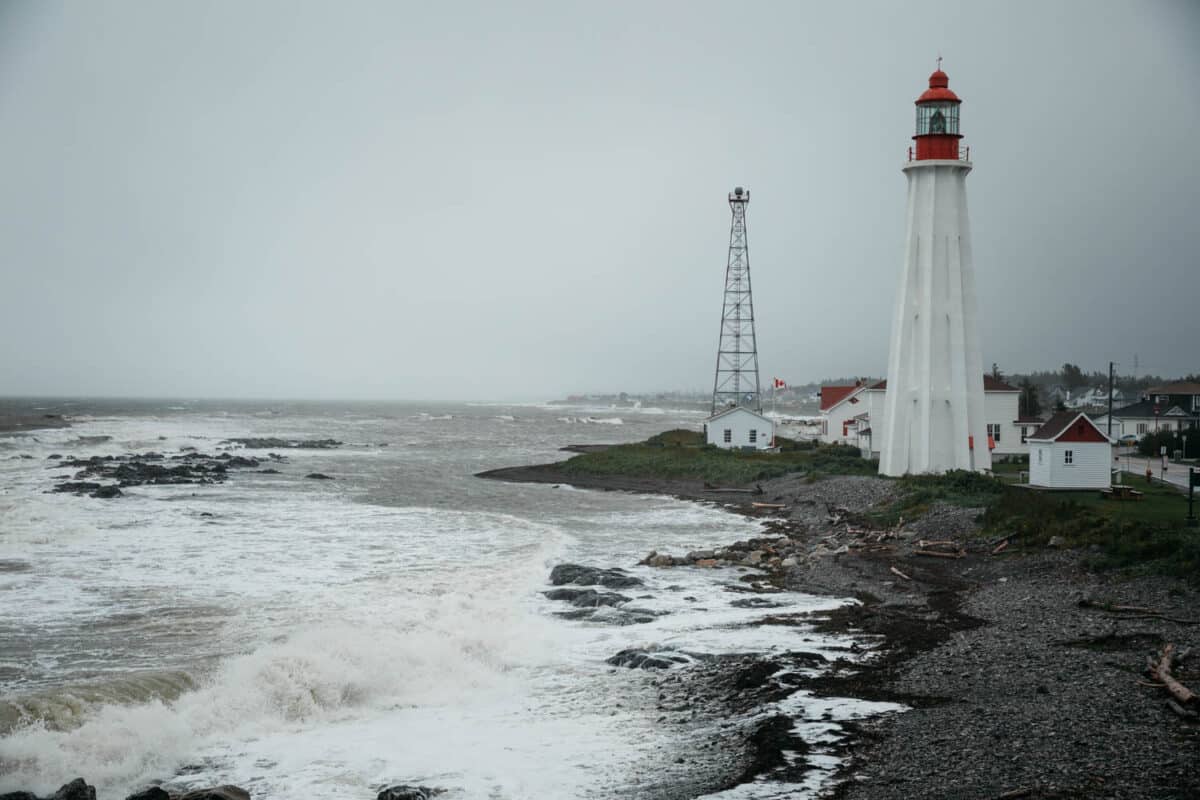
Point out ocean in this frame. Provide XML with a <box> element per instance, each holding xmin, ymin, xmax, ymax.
<box><xmin>0</xmin><ymin>399</ymin><xmax>896</xmax><ymax>799</ymax></box>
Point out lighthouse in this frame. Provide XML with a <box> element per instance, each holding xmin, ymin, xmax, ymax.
<box><xmin>878</xmin><ymin>64</ymin><xmax>990</xmax><ymax>476</ymax></box>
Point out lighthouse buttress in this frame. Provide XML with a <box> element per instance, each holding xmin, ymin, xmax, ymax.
<box><xmin>878</xmin><ymin>67</ymin><xmax>990</xmax><ymax>476</ymax></box>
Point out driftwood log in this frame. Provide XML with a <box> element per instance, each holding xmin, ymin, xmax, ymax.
<box><xmin>1147</xmin><ymin>643</ymin><xmax>1197</xmax><ymax>708</ymax></box>
<box><xmin>914</xmin><ymin>548</ymin><xmax>966</xmax><ymax>559</ymax></box>
<box><xmin>1079</xmin><ymin>598</ymin><xmax>1200</xmax><ymax>625</ymax></box>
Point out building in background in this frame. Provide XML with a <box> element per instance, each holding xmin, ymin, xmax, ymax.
<box><xmin>1094</xmin><ymin>382</ymin><xmax>1200</xmax><ymax>439</ymax></box>
<box><xmin>1027</xmin><ymin>412</ymin><xmax>1113</xmax><ymax>489</ymax></box>
<box><xmin>705</xmin><ymin>406</ymin><xmax>774</xmax><ymax>451</ymax></box>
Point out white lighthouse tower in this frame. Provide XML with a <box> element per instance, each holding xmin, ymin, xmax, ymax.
<box><xmin>878</xmin><ymin>65</ymin><xmax>990</xmax><ymax>476</ymax></box>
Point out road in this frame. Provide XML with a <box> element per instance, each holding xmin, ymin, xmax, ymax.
<box><xmin>1112</xmin><ymin>449</ymin><xmax>1198</xmax><ymax>492</ymax></box>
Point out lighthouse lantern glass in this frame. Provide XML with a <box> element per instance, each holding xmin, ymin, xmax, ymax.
<box><xmin>916</xmin><ymin>103</ymin><xmax>959</xmax><ymax>136</ymax></box>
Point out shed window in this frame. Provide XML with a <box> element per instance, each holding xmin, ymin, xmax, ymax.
<box><xmin>723</xmin><ymin>429</ymin><xmax>731</xmax><ymax>443</ymax></box>
<box><xmin>749</xmin><ymin>429</ymin><xmax>757</xmax><ymax>444</ymax></box>
<box><xmin>1137</xmin><ymin>423</ymin><xmax>1147</xmax><ymax>434</ymax></box>
<box><xmin>1064</xmin><ymin>450</ymin><xmax>1074</xmax><ymax>465</ymax></box>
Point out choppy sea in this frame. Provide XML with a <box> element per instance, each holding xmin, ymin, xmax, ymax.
<box><xmin>0</xmin><ymin>399</ymin><xmax>898</xmax><ymax>798</ymax></box>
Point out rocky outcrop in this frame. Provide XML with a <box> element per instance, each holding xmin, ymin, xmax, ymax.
<box><xmin>304</xmin><ymin>473</ymin><xmax>334</xmax><ymax>480</ymax></box>
<box><xmin>543</xmin><ymin>587</ymin><xmax>631</xmax><ymax>608</ymax></box>
<box><xmin>549</xmin><ymin>563</ymin><xmax>643</xmax><ymax>589</ymax></box>
<box><xmin>0</xmin><ymin>779</ymin><xmax>96</xmax><ymax>800</ymax></box>
<box><xmin>124</xmin><ymin>788</ymin><xmax>169</xmax><ymax>800</ymax></box>
<box><xmin>606</xmin><ymin>648</ymin><xmax>694</xmax><ymax>670</ymax></box>
<box><xmin>376</xmin><ymin>787</ymin><xmax>442</xmax><ymax>800</ymax></box>
<box><xmin>52</xmin><ymin>452</ymin><xmax>262</xmax><ymax>491</ymax></box>
<box><xmin>177</xmin><ymin>787</ymin><xmax>250</xmax><ymax>800</ymax></box>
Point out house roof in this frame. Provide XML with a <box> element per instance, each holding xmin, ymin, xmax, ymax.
<box><xmin>984</xmin><ymin>376</ymin><xmax>1019</xmax><ymax>391</ymax></box>
<box><xmin>707</xmin><ymin>406</ymin><xmax>772</xmax><ymax>424</ymax></box>
<box><xmin>1012</xmin><ymin>416</ymin><xmax>1044</xmax><ymax>424</ymax></box>
<box><xmin>818</xmin><ymin>383</ymin><xmax>864</xmax><ymax>411</ymax></box>
<box><xmin>1109</xmin><ymin>399</ymin><xmax>1199</xmax><ymax>419</ymax></box>
<box><xmin>1146</xmin><ymin>382</ymin><xmax>1200</xmax><ymax>396</ymax></box>
<box><xmin>865</xmin><ymin>375</ymin><xmax>1018</xmax><ymax>392</ymax></box>
<box><xmin>1027</xmin><ymin>411</ymin><xmax>1110</xmax><ymax>443</ymax></box>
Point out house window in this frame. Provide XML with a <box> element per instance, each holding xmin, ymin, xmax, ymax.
<box><xmin>1137</xmin><ymin>423</ymin><xmax>1147</xmax><ymax>435</ymax></box>
<box><xmin>1020</xmin><ymin>426</ymin><xmax>1028</xmax><ymax>444</ymax></box>
<box><xmin>1064</xmin><ymin>449</ymin><xmax>1074</xmax><ymax>465</ymax></box>
<box><xmin>749</xmin><ymin>429</ymin><xmax>758</xmax><ymax>444</ymax></box>
<box><xmin>1038</xmin><ymin>448</ymin><xmax>1044</xmax><ymax>464</ymax></box>
<box><xmin>723</xmin><ymin>429</ymin><xmax>731</xmax><ymax>443</ymax></box>
<box><xmin>987</xmin><ymin>423</ymin><xmax>1001</xmax><ymax>442</ymax></box>
<box><xmin>1193</xmin><ymin>396</ymin><xmax>1200</xmax><ymax>411</ymax></box>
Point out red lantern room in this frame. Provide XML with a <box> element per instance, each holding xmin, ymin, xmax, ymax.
<box><xmin>912</xmin><ymin>63</ymin><xmax>964</xmax><ymax>161</ymax></box>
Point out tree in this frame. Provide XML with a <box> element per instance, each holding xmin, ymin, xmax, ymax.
<box><xmin>1061</xmin><ymin>363</ymin><xmax>1086</xmax><ymax>389</ymax></box>
<box><xmin>991</xmin><ymin>362</ymin><xmax>1003</xmax><ymax>382</ymax></box>
<box><xmin>1055</xmin><ymin>399</ymin><xmax>1068</xmax><ymax>412</ymax></box>
<box><xmin>1018</xmin><ymin>378</ymin><xmax>1041</xmax><ymax>418</ymax></box>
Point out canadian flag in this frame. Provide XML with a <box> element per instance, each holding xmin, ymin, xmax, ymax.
<box><xmin>773</xmin><ymin>377</ymin><xmax>787</xmax><ymax>389</ymax></box>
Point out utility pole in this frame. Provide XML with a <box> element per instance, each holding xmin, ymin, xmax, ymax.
<box><xmin>1188</xmin><ymin>468</ymin><xmax>1198</xmax><ymax>528</ymax></box>
<box><xmin>1107</xmin><ymin>361</ymin><xmax>1115</xmax><ymax>439</ymax></box>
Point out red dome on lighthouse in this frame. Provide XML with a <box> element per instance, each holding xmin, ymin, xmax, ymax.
<box><xmin>917</xmin><ymin>70</ymin><xmax>960</xmax><ymax>104</ymax></box>
<box><xmin>911</xmin><ymin>63</ymin><xmax>965</xmax><ymax>161</ymax></box>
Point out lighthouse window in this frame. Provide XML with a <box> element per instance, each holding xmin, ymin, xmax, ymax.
<box><xmin>916</xmin><ymin>104</ymin><xmax>959</xmax><ymax>135</ymax></box>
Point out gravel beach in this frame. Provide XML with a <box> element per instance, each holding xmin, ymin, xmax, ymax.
<box><xmin>479</xmin><ymin>463</ymin><xmax>1200</xmax><ymax>799</ymax></box>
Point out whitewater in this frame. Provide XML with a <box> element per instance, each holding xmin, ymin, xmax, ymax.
<box><xmin>0</xmin><ymin>400</ymin><xmax>895</xmax><ymax>798</ymax></box>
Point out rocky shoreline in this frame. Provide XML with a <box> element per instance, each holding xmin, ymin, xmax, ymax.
<box><xmin>478</xmin><ymin>462</ymin><xmax>1200</xmax><ymax>799</ymax></box>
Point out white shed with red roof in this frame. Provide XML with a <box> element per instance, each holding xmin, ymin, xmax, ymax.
<box><xmin>1027</xmin><ymin>412</ymin><xmax>1113</xmax><ymax>489</ymax></box>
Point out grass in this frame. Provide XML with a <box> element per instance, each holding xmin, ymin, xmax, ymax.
<box><xmin>563</xmin><ymin>429</ymin><xmax>1200</xmax><ymax>582</ymax></box>
<box><xmin>867</xmin><ymin>468</ymin><xmax>1200</xmax><ymax>583</ymax></box>
<box><xmin>558</xmin><ymin>429</ymin><xmax>876</xmax><ymax>485</ymax></box>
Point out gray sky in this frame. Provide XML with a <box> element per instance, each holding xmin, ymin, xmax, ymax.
<box><xmin>1</xmin><ymin>0</ymin><xmax>1197</xmax><ymax>401</ymax></box>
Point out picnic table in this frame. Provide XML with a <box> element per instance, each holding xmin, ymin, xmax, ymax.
<box><xmin>1102</xmin><ymin>484</ymin><xmax>1143</xmax><ymax>501</ymax></box>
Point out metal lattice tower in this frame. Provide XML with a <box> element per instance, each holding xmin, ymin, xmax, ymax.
<box><xmin>711</xmin><ymin>186</ymin><xmax>761</xmax><ymax>414</ymax></box>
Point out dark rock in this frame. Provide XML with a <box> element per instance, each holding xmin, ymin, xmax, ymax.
<box><xmin>606</xmin><ymin>648</ymin><xmax>692</xmax><ymax>670</ymax></box>
<box><xmin>305</xmin><ymin>472</ymin><xmax>334</xmax><ymax>480</ymax></box>
<box><xmin>52</xmin><ymin>779</ymin><xmax>96</xmax><ymax>800</ymax></box>
<box><xmin>125</xmin><ymin>788</ymin><xmax>169</xmax><ymax>800</ymax></box>
<box><xmin>0</xmin><ymin>792</ymin><xmax>39</xmax><ymax>800</ymax></box>
<box><xmin>257</xmin><ymin>468</ymin><xmax>280</xmax><ymax>474</ymax></box>
<box><xmin>377</xmin><ymin>786</ymin><xmax>441</xmax><ymax>800</ymax></box>
<box><xmin>177</xmin><ymin>787</ymin><xmax>250</xmax><ymax>800</ymax></box>
<box><xmin>53</xmin><ymin>481</ymin><xmax>102</xmax><ymax>494</ymax></box>
<box><xmin>47</xmin><ymin>454</ymin><xmax>62</xmax><ymax>460</ymax></box>
<box><xmin>90</xmin><ymin>485</ymin><xmax>122</xmax><ymax>499</ymax></box>
<box><xmin>549</xmin><ymin>563</ymin><xmax>643</xmax><ymax>589</ymax></box>
<box><xmin>543</xmin><ymin>588</ymin><xmax>630</xmax><ymax>607</ymax></box>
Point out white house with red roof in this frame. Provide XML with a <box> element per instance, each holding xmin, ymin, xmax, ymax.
<box><xmin>816</xmin><ymin>381</ymin><xmax>870</xmax><ymax>445</ymax></box>
<box><xmin>819</xmin><ymin>376</ymin><xmax>1026</xmax><ymax>459</ymax></box>
<box><xmin>1027</xmin><ymin>412</ymin><xmax>1114</xmax><ymax>489</ymax></box>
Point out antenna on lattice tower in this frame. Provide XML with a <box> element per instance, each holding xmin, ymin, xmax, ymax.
<box><xmin>711</xmin><ymin>186</ymin><xmax>762</xmax><ymax>414</ymax></box>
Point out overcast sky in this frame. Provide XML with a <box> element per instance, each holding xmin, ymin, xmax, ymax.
<box><xmin>0</xmin><ymin>1</ymin><xmax>1196</xmax><ymax>401</ymax></box>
